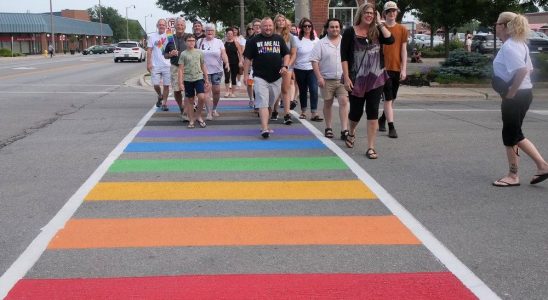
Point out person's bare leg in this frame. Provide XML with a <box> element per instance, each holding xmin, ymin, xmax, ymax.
<box><xmin>185</xmin><ymin>97</ymin><xmax>195</xmax><ymax>125</ymax></box>
<box><xmin>174</xmin><ymin>91</ymin><xmax>184</xmax><ymax>114</ymax></box>
<box><xmin>323</xmin><ymin>98</ymin><xmax>334</xmax><ymax>129</ymax></box>
<box><xmin>211</xmin><ymin>85</ymin><xmax>221</xmax><ymax>117</ymax></box>
<box><xmin>259</xmin><ymin>107</ymin><xmax>270</xmax><ymax>131</ymax></box>
<box><xmin>518</xmin><ymin>138</ymin><xmax>548</xmax><ymax>177</ymax></box>
<box><xmin>338</xmin><ymin>96</ymin><xmax>349</xmax><ymax>131</ymax></box>
<box><xmin>367</xmin><ymin>119</ymin><xmax>377</xmax><ymax>150</ymax></box>
<box><xmin>494</xmin><ymin>146</ymin><xmax>520</xmax><ymax>185</ymax></box>
<box><xmin>162</xmin><ymin>85</ymin><xmax>170</xmax><ymax>106</ymax></box>
<box><xmin>195</xmin><ymin>93</ymin><xmax>206</xmax><ymax>123</ymax></box>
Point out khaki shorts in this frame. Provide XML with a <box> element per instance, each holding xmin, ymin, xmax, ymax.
<box><xmin>151</xmin><ymin>66</ymin><xmax>171</xmax><ymax>86</ymax></box>
<box><xmin>253</xmin><ymin>77</ymin><xmax>282</xmax><ymax>109</ymax></box>
<box><xmin>321</xmin><ymin>79</ymin><xmax>347</xmax><ymax>100</ymax></box>
<box><xmin>170</xmin><ymin>65</ymin><xmax>182</xmax><ymax>92</ymax></box>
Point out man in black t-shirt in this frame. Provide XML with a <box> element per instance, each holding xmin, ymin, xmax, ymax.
<box><xmin>164</xmin><ymin>17</ymin><xmax>189</xmax><ymax>120</ymax></box>
<box><xmin>243</xmin><ymin>17</ymin><xmax>289</xmax><ymax>139</ymax></box>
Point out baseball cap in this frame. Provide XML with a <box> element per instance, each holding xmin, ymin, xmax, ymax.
<box><xmin>383</xmin><ymin>1</ymin><xmax>399</xmax><ymax>12</ymax></box>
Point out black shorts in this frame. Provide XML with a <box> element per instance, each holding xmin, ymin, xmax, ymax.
<box><xmin>501</xmin><ymin>89</ymin><xmax>532</xmax><ymax>146</ymax></box>
<box><xmin>383</xmin><ymin>71</ymin><xmax>401</xmax><ymax>101</ymax></box>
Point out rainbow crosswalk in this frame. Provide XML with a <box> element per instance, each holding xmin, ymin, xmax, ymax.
<box><xmin>6</xmin><ymin>99</ymin><xmax>478</xmax><ymax>299</ymax></box>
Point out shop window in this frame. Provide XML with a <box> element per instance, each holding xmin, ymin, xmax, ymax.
<box><xmin>329</xmin><ymin>0</ymin><xmax>358</xmax><ymax>29</ymax></box>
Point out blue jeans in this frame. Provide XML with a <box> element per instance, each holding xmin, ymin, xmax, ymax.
<box><xmin>294</xmin><ymin>69</ymin><xmax>319</xmax><ymax>112</ymax></box>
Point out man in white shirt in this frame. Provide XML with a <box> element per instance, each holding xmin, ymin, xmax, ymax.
<box><xmin>310</xmin><ymin>18</ymin><xmax>349</xmax><ymax>140</ymax></box>
<box><xmin>147</xmin><ymin>18</ymin><xmax>172</xmax><ymax>111</ymax></box>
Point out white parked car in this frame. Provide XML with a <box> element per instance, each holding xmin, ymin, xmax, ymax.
<box><xmin>114</xmin><ymin>41</ymin><xmax>146</xmax><ymax>63</ymax></box>
<box><xmin>409</xmin><ymin>34</ymin><xmax>443</xmax><ymax>48</ymax></box>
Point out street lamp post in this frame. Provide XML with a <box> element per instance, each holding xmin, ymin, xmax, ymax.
<box><xmin>99</xmin><ymin>0</ymin><xmax>103</xmax><ymax>45</ymax></box>
<box><xmin>144</xmin><ymin>14</ymin><xmax>152</xmax><ymax>34</ymax></box>
<box><xmin>126</xmin><ymin>5</ymin><xmax>135</xmax><ymax>41</ymax></box>
<box><xmin>49</xmin><ymin>0</ymin><xmax>54</xmax><ymax>53</ymax></box>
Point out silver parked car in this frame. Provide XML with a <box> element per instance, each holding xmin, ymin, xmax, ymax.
<box><xmin>113</xmin><ymin>41</ymin><xmax>146</xmax><ymax>63</ymax></box>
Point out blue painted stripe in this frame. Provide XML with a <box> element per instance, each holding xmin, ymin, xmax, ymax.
<box><xmin>125</xmin><ymin>140</ymin><xmax>325</xmax><ymax>152</ymax></box>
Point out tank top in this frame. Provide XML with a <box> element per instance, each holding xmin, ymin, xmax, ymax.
<box><xmin>224</xmin><ymin>40</ymin><xmax>239</xmax><ymax>65</ymax></box>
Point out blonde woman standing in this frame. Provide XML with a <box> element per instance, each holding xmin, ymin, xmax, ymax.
<box><xmin>492</xmin><ymin>12</ymin><xmax>548</xmax><ymax>186</ymax></box>
<box><xmin>272</xmin><ymin>14</ymin><xmax>297</xmax><ymax>125</ymax></box>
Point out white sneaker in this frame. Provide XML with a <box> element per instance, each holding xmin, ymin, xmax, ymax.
<box><xmin>236</xmin><ymin>81</ymin><xmax>242</xmax><ymax>87</ymax></box>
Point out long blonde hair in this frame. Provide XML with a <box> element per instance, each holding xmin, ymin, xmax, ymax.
<box><xmin>274</xmin><ymin>14</ymin><xmax>291</xmax><ymax>43</ymax></box>
<box><xmin>353</xmin><ymin>3</ymin><xmax>379</xmax><ymax>41</ymax></box>
<box><xmin>498</xmin><ymin>12</ymin><xmax>529</xmax><ymax>42</ymax></box>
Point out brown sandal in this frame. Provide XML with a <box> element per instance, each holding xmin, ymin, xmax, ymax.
<box><xmin>324</xmin><ymin>128</ymin><xmax>334</xmax><ymax>138</ymax></box>
<box><xmin>366</xmin><ymin>148</ymin><xmax>378</xmax><ymax>159</ymax></box>
<box><xmin>345</xmin><ymin>134</ymin><xmax>355</xmax><ymax>148</ymax></box>
<box><xmin>299</xmin><ymin>113</ymin><xmax>307</xmax><ymax>119</ymax></box>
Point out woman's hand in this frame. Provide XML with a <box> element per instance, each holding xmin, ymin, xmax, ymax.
<box><xmin>376</xmin><ymin>11</ymin><xmax>384</xmax><ymax>26</ymax></box>
<box><xmin>344</xmin><ymin>76</ymin><xmax>353</xmax><ymax>92</ymax></box>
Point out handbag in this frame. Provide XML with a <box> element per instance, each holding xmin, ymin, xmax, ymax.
<box><xmin>491</xmin><ymin>75</ymin><xmax>513</xmax><ymax>96</ymax></box>
<box><xmin>492</xmin><ymin>44</ymin><xmax>527</xmax><ymax>96</ymax></box>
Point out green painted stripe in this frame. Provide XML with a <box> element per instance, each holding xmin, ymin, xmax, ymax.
<box><xmin>109</xmin><ymin>157</ymin><xmax>348</xmax><ymax>173</ymax></box>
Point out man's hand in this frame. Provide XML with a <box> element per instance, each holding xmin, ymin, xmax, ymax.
<box><xmin>317</xmin><ymin>76</ymin><xmax>325</xmax><ymax>88</ymax></box>
<box><xmin>147</xmin><ymin>64</ymin><xmax>152</xmax><ymax>73</ymax></box>
<box><xmin>400</xmin><ymin>70</ymin><xmax>406</xmax><ymax>81</ymax></box>
<box><xmin>170</xmin><ymin>49</ymin><xmax>178</xmax><ymax>57</ymax></box>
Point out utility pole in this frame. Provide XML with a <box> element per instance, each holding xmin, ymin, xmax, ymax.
<box><xmin>99</xmin><ymin>0</ymin><xmax>103</xmax><ymax>45</ymax></box>
<box><xmin>49</xmin><ymin>0</ymin><xmax>54</xmax><ymax>52</ymax></box>
<box><xmin>126</xmin><ymin>5</ymin><xmax>135</xmax><ymax>41</ymax></box>
<box><xmin>294</xmin><ymin>0</ymin><xmax>309</xmax><ymax>26</ymax></box>
<box><xmin>240</xmin><ymin>0</ymin><xmax>245</xmax><ymax>34</ymax></box>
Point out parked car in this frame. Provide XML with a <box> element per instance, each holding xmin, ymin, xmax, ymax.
<box><xmin>528</xmin><ymin>31</ymin><xmax>548</xmax><ymax>53</ymax></box>
<box><xmin>409</xmin><ymin>34</ymin><xmax>443</xmax><ymax>48</ymax></box>
<box><xmin>114</xmin><ymin>41</ymin><xmax>146</xmax><ymax>62</ymax></box>
<box><xmin>105</xmin><ymin>44</ymin><xmax>116</xmax><ymax>53</ymax></box>
<box><xmin>82</xmin><ymin>45</ymin><xmax>108</xmax><ymax>55</ymax></box>
<box><xmin>471</xmin><ymin>34</ymin><xmax>502</xmax><ymax>54</ymax></box>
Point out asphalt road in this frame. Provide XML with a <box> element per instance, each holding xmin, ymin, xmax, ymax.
<box><xmin>1</xmin><ymin>54</ymin><xmax>547</xmax><ymax>299</ymax></box>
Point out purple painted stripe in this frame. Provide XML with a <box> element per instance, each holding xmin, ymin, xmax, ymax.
<box><xmin>166</xmin><ymin>100</ymin><xmax>248</xmax><ymax>107</ymax></box>
<box><xmin>137</xmin><ymin>128</ymin><xmax>312</xmax><ymax>138</ymax></box>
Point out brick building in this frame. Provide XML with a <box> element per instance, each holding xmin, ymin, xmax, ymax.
<box><xmin>305</xmin><ymin>0</ymin><xmax>373</xmax><ymax>30</ymax></box>
<box><xmin>0</xmin><ymin>10</ymin><xmax>113</xmax><ymax>55</ymax></box>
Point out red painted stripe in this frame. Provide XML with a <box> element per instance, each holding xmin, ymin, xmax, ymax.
<box><xmin>8</xmin><ymin>272</ymin><xmax>477</xmax><ymax>299</ymax></box>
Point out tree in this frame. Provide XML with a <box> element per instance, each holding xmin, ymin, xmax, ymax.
<box><xmin>376</xmin><ymin>0</ymin><xmax>414</xmax><ymax>23</ymax></box>
<box><xmin>88</xmin><ymin>5</ymin><xmax>143</xmax><ymax>42</ymax></box>
<box><xmin>412</xmin><ymin>0</ymin><xmax>480</xmax><ymax>57</ymax></box>
<box><xmin>156</xmin><ymin>0</ymin><xmax>294</xmax><ymax>26</ymax></box>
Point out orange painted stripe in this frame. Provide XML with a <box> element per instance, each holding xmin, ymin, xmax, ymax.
<box><xmin>84</xmin><ymin>180</ymin><xmax>376</xmax><ymax>201</ymax></box>
<box><xmin>48</xmin><ymin>216</ymin><xmax>420</xmax><ymax>249</ymax></box>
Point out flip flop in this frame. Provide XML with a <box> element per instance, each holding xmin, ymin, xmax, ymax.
<box><xmin>198</xmin><ymin>120</ymin><xmax>207</xmax><ymax>128</ymax></box>
<box><xmin>492</xmin><ymin>179</ymin><xmax>520</xmax><ymax>187</ymax></box>
<box><xmin>530</xmin><ymin>173</ymin><xmax>548</xmax><ymax>185</ymax></box>
<box><xmin>299</xmin><ymin>113</ymin><xmax>307</xmax><ymax>119</ymax></box>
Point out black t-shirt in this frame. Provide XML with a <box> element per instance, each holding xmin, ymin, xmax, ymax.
<box><xmin>243</xmin><ymin>33</ymin><xmax>289</xmax><ymax>83</ymax></box>
<box><xmin>164</xmin><ymin>34</ymin><xmax>188</xmax><ymax>66</ymax></box>
<box><xmin>224</xmin><ymin>41</ymin><xmax>239</xmax><ymax>65</ymax></box>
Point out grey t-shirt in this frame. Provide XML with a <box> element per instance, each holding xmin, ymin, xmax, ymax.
<box><xmin>178</xmin><ymin>49</ymin><xmax>205</xmax><ymax>82</ymax></box>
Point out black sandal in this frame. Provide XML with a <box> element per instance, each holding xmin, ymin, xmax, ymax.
<box><xmin>366</xmin><ymin>148</ymin><xmax>378</xmax><ymax>159</ymax></box>
<box><xmin>324</xmin><ymin>128</ymin><xmax>334</xmax><ymax>138</ymax></box>
<box><xmin>345</xmin><ymin>134</ymin><xmax>355</xmax><ymax>148</ymax></box>
<box><xmin>340</xmin><ymin>130</ymin><xmax>349</xmax><ymax>141</ymax></box>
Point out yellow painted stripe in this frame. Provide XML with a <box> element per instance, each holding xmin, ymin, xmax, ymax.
<box><xmin>85</xmin><ymin>180</ymin><xmax>376</xmax><ymax>201</ymax></box>
<box><xmin>48</xmin><ymin>216</ymin><xmax>420</xmax><ymax>249</ymax></box>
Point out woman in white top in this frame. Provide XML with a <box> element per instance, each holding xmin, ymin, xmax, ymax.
<box><xmin>234</xmin><ymin>26</ymin><xmax>246</xmax><ymax>86</ymax></box>
<box><xmin>492</xmin><ymin>12</ymin><xmax>548</xmax><ymax>187</ymax></box>
<box><xmin>294</xmin><ymin>18</ymin><xmax>321</xmax><ymax>121</ymax></box>
<box><xmin>198</xmin><ymin>23</ymin><xmax>230</xmax><ymax>120</ymax></box>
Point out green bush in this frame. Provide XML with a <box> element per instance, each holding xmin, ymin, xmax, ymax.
<box><xmin>531</xmin><ymin>52</ymin><xmax>548</xmax><ymax>81</ymax></box>
<box><xmin>0</xmin><ymin>48</ymin><xmax>12</xmax><ymax>57</ymax></box>
<box><xmin>435</xmin><ymin>49</ymin><xmax>491</xmax><ymax>83</ymax></box>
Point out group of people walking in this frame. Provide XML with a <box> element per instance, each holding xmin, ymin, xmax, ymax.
<box><xmin>144</xmin><ymin>3</ymin><xmax>548</xmax><ymax>185</ymax></box>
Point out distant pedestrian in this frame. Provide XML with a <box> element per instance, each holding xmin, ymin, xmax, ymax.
<box><xmin>378</xmin><ymin>1</ymin><xmax>408</xmax><ymax>139</ymax></box>
<box><xmin>193</xmin><ymin>21</ymin><xmax>206</xmax><ymax>40</ymax></box>
<box><xmin>491</xmin><ymin>12</ymin><xmax>548</xmax><ymax>187</ymax></box>
<box><xmin>164</xmin><ymin>17</ymin><xmax>189</xmax><ymax>120</ymax></box>
<box><xmin>243</xmin><ymin>17</ymin><xmax>290</xmax><ymax>138</ymax></box>
<box><xmin>147</xmin><ymin>18</ymin><xmax>172</xmax><ymax>111</ymax></box>
<box><xmin>341</xmin><ymin>3</ymin><xmax>394</xmax><ymax>159</ymax></box>
<box><xmin>465</xmin><ymin>30</ymin><xmax>472</xmax><ymax>52</ymax></box>
<box><xmin>48</xmin><ymin>44</ymin><xmax>54</xmax><ymax>58</ymax></box>
<box><xmin>223</xmin><ymin>27</ymin><xmax>243</xmax><ymax>98</ymax></box>
<box><xmin>310</xmin><ymin>18</ymin><xmax>349</xmax><ymax>139</ymax></box>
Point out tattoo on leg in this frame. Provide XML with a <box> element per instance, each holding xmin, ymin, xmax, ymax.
<box><xmin>509</xmin><ymin>164</ymin><xmax>518</xmax><ymax>175</ymax></box>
